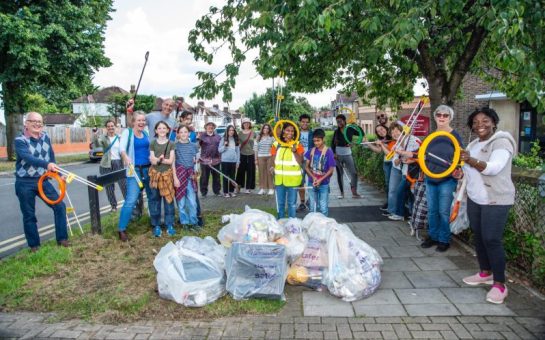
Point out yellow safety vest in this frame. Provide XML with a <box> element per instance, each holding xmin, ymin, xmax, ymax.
<box><xmin>273</xmin><ymin>141</ymin><xmax>303</xmax><ymax>187</ymax></box>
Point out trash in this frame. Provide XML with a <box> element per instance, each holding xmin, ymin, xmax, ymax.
<box><xmin>219</xmin><ymin>206</ymin><xmax>283</xmax><ymax>247</ymax></box>
<box><xmin>154</xmin><ymin>237</ymin><xmax>226</xmax><ymax>307</ymax></box>
<box><xmin>278</xmin><ymin>218</ymin><xmax>308</xmax><ymax>263</ymax></box>
<box><xmin>286</xmin><ymin>238</ymin><xmax>328</xmax><ymax>290</ymax></box>
<box><xmin>226</xmin><ymin>242</ymin><xmax>288</xmax><ymax>300</ymax></box>
<box><xmin>325</xmin><ymin>224</ymin><xmax>382</xmax><ymax>302</ymax></box>
<box><xmin>302</xmin><ymin>212</ymin><xmax>336</xmax><ymax>241</ymax></box>
<box><xmin>450</xmin><ymin>199</ymin><xmax>470</xmax><ymax>235</ymax></box>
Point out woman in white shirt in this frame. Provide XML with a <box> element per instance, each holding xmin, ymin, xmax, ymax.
<box><xmin>254</xmin><ymin>123</ymin><xmax>275</xmax><ymax>195</ymax></box>
<box><xmin>457</xmin><ymin>107</ymin><xmax>516</xmax><ymax>305</ymax></box>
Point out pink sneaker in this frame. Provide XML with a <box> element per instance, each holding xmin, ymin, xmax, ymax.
<box><xmin>462</xmin><ymin>272</ymin><xmax>494</xmax><ymax>286</ymax></box>
<box><xmin>486</xmin><ymin>284</ymin><xmax>508</xmax><ymax>304</ymax></box>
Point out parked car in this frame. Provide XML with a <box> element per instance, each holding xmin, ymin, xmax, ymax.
<box><xmin>89</xmin><ymin>142</ymin><xmax>103</xmax><ymax>162</ymax></box>
<box><xmin>215</xmin><ymin>125</ymin><xmax>227</xmax><ymax>137</ymax></box>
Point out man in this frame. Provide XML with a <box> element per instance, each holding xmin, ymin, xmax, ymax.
<box><xmin>297</xmin><ymin>114</ymin><xmax>314</xmax><ymax>212</ymax></box>
<box><xmin>146</xmin><ymin>98</ymin><xmax>176</xmax><ymax>142</ymax></box>
<box><xmin>376</xmin><ymin>111</ymin><xmax>389</xmax><ymax>126</ymax></box>
<box><xmin>15</xmin><ymin>112</ymin><xmax>69</xmax><ymax>252</ymax></box>
<box><xmin>199</xmin><ymin>121</ymin><xmax>222</xmax><ymax>197</ymax></box>
<box><xmin>331</xmin><ymin>114</ymin><xmax>362</xmax><ymax>199</ymax></box>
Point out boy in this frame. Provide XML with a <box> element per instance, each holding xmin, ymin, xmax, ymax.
<box><xmin>304</xmin><ymin>129</ymin><xmax>336</xmax><ymax>216</ymax></box>
<box><xmin>297</xmin><ymin>114</ymin><xmax>314</xmax><ymax>211</ymax></box>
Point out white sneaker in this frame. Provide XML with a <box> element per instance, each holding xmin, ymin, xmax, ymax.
<box><xmin>337</xmin><ymin>194</ymin><xmax>344</xmax><ymax>199</ymax></box>
<box><xmin>244</xmin><ymin>189</ymin><xmax>251</xmax><ymax>194</ymax></box>
<box><xmin>388</xmin><ymin>214</ymin><xmax>404</xmax><ymax>221</ymax></box>
<box><xmin>268</xmin><ymin>189</ymin><xmax>275</xmax><ymax>195</ymax></box>
<box><xmin>258</xmin><ymin>189</ymin><xmax>265</xmax><ymax>195</ymax></box>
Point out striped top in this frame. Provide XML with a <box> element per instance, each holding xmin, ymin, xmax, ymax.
<box><xmin>175</xmin><ymin>141</ymin><xmax>199</xmax><ymax>168</ymax></box>
<box><xmin>254</xmin><ymin>135</ymin><xmax>274</xmax><ymax>157</ymax></box>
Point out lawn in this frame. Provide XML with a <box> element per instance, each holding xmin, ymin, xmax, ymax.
<box><xmin>0</xmin><ymin>153</ymin><xmax>90</xmax><ymax>173</ymax></box>
<box><xmin>0</xmin><ymin>208</ymin><xmax>285</xmax><ymax>323</ymax></box>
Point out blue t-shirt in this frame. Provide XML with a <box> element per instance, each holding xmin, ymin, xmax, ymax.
<box><xmin>134</xmin><ymin>134</ymin><xmax>150</xmax><ymax>165</ymax></box>
<box><xmin>304</xmin><ymin>147</ymin><xmax>336</xmax><ymax>185</ymax></box>
<box><xmin>175</xmin><ymin>141</ymin><xmax>199</xmax><ymax>168</ymax></box>
<box><xmin>425</xmin><ymin>129</ymin><xmax>463</xmax><ymax>183</ymax></box>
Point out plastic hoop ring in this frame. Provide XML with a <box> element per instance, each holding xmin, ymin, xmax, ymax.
<box><xmin>338</xmin><ymin>107</ymin><xmax>356</xmax><ymax>124</ymax></box>
<box><xmin>273</xmin><ymin>119</ymin><xmax>300</xmax><ymax>147</ymax></box>
<box><xmin>343</xmin><ymin>124</ymin><xmax>363</xmax><ymax>144</ymax></box>
<box><xmin>38</xmin><ymin>171</ymin><xmax>66</xmax><ymax>205</ymax></box>
<box><xmin>418</xmin><ymin>131</ymin><xmax>462</xmax><ymax>179</ymax></box>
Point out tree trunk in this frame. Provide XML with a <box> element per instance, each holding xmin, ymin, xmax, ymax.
<box><xmin>3</xmin><ymin>82</ymin><xmax>25</xmax><ymax>161</ymax></box>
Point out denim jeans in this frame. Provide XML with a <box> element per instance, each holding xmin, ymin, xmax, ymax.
<box><xmin>396</xmin><ymin>175</ymin><xmax>411</xmax><ymax>217</ymax></box>
<box><xmin>387</xmin><ymin>168</ymin><xmax>402</xmax><ymax>215</ymax></box>
<box><xmin>425</xmin><ymin>177</ymin><xmax>457</xmax><ymax>244</ymax></box>
<box><xmin>148</xmin><ymin>187</ymin><xmax>175</xmax><ymax>227</ymax></box>
<box><xmin>15</xmin><ymin>178</ymin><xmax>68</xmax><ymax>248</ymax></box>
<box><xmin>308</xmin><ymin>184</ymin><xmax>330</xmax><ymax>216</ymax></box>
<box><xmin>118</xmin><ymin>166</ymin><xmax>151</xmax><ymax>231</ymax></box>
<box><xmin>276</xmin><ymin>185</ymin><xmax>298</xmax><ymax>219</ymax></box>
<box><xmin>178</xmin><ymin>180</ymin><xmax>198</xmax><ymax>225</ymax></box>
<box><xmin>383</xmin><ymin>161</ymin><xmax>392</xmax><ymax>194</ymax></box>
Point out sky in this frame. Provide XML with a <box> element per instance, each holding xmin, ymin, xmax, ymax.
<box><xmin>93</xmin><ymin>0</ymin><xmax>341</xmax><ymax>110</ymax></box>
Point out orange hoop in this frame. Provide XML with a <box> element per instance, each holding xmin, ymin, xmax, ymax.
<box><xmin>38</xmin><ymin>171</ymin><xmax>66</xmax><ymax>205</ymax></box>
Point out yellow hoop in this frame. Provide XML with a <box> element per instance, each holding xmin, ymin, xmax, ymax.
<box><xmin>418</xmin><ymin>131</ymin><xmax>462</xmax><ymax>179</ymax></box>
<box><xmin>338</xmin><ymin>107</ymin><xmax>356</xmax><ymax>124</ymax></box>
<box><xmin>273</xmin><ymin>119</ymin><xmax>300</xmax><ymax>147</ymax></box>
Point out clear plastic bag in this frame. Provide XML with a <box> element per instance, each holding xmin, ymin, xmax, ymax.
<box><xmin>154</xmin><ymin>238</ymin><xmax>226</xmax><ymax>307</ymax></box>
<box><xmin>219</xmin><ymin>206</ymin><xmax>283</xmax><ymax>247</ymax></box>
<box><xmin>302</xmin><ymin>212</ymin><xmax>336</xmax><ymax>241</ymax></box>
<box><xmin>225</xmin><ymin>242</ymin><xmax>288</xmax><ymax>300</ymax></box>
<box><xmin>277</xmin><ymin>218</ymin><xmax>308</xmax><ymax>263</ymax></box>
<box><xmin>450</xmin><ymin>199</ymin><xmax>470</xmax><ymax>234</ymax></box>
<box><xmin>325</xmin><ymin>224</ymin><xmax>383</xmax><ymax>302</ymax></box>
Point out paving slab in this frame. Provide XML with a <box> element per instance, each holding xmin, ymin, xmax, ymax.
<box><xmin>441</xmin><ymin>287</ymin><xmax>489</xmax><ymax>304</ymax></box>
<box><xmin>381</xmin><ymin>258</ymin><xmax>420</xmax><ymax>272</ymax></box>
<box><xmin>353</xmin><ymin>304</ymin><xmax>408</xmax><ymax>317</ymax></box>
<box><xmin>352</xmin><ymin>289</ymin><xmax>400</xmax><ymax>306</ymax></box>
<box><xmin>405</xmin><ymin>271</ymin><xmax>459</xmax><ymax>288</ymax></box>
<box><xmin>455</xmin><ymin>303</ymin><xmax>516</xmax><ymax>316</ymax></box>
<box><xmin>379</xmin><ymin>272</ymin><xmax>414</xmax><ymax>289</ymax></box>
<box><xmin>303</xmin><ymin>291</ymin><xmax>355</xmax><ymax>317</ymax></box>
<box><xmin>394</xmin><ymin>288</ymin><xmax>450</xmax><ymax>304</ymax></box>
<box><xmin>405</xmin><ymin>304</ymin><xmax>461</xmax><ymax>316</ymax></box>
<box><xmin>412</xmin><ymin>257</ymin><xmax>459</xmax><ymax>271</ymax></box>
<box><xmin>384</xmin><ymin>245</ymin><xmax>426</xmax><ymax>258</ymax></box>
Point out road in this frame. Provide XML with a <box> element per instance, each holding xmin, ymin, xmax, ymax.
<box><xmin>0</xmin><ymin>162</ymin><xmax>124</xmax><ymax>258</ymax></box>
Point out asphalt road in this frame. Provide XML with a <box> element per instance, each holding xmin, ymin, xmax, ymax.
<box><xmin>0</xmin><ymin>162</ymin><xmax>125</xmax><ymax>258</ymax></box>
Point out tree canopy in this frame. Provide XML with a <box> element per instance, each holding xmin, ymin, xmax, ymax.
<box><xmin>189</xmin><ymin>0</ymin><xmax>545</xmax><ymax>112</ymax></box>
<box><xmin>243</xmin><ymin>86</ymin><xmax>314</xmax><ymax>123</ymax></box>
<box><xmin>0</xmin><ymin>0</ymin><xmax>113</xmax><ymax>159</ymax></box>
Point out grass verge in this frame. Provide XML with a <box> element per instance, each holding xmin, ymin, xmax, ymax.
<box><xmin>0</xmin><ymin>153</ymin><xmax>90</xmax><ymax>173</ymax></box>
<box><xmin>0</xmin><ymin>208</ymin><xmax>284</xmax><ymax>323</ymax></box>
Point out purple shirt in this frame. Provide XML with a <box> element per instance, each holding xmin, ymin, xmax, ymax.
<box><xmin>199</xmin><ymin>133</ymin><xmax>222</xmax><ymax>165</ymax></box>
<box><xmin>304</xmin><ymin>147</ymin><xmax>336</xmax><ymax>185</ymax></box>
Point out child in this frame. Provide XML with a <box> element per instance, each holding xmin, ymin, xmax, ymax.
<box><xmin>173</xmin><ymin>125</ymin><xmax>200</xmax><ymax>229</ymax></box>
<box><xmin>254</xmin><ymin>123</ymin><xmax>275</xmax><ymax>195</ymax></box>
<box><xmin>304</xmin><ymin>129</ymin><xmax>336</xmax><ymax>216</ymax></box>
<box><xmin>270</xmin><ymin>123</ymin><xmax>304</xmax><ymax>219</ymax></box>
<box><xmin>218</xmin><ymin>125</ymin><xmax>240</xmax><ymax>197</ymax></box>
<box><xmin>148</xmin><ymin>121</ymin><xmax>176</xmax><ymax>237</ymax></box>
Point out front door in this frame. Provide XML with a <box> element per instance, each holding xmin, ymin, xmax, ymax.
<box><xmin>518</xmin><ymin>102</ymin><xmax>540</xmax><ymax>154</ymax></box>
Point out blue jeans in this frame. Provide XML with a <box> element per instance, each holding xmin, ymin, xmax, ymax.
<box><xmin>387</xmin><ymin>168</ymin><xmax>402</xmax><ymax>215</ymax></box>
<box><xmin>148</xmin><ymin>187</ymin><xmax>175</xmax><ymax>227</ymax></box>
<box><xmin>383</xmin><ymin>161</ymin><xmax>392</xmax><ymax>194</ymax></box>
<box><xmin>118</xmin><ymin>166</ymin><xmax>151</xmax><ymax>231</ymax></box>
<box><xmin>178</xmin><ymin>181</ymin><xmax>198</xmax><ymax>225</ymax></box>
<box><xmin>396</xmin><ymin>175</ymin><xmax>411</xmax><ymax>217</ymax></box>
<box><xmin>308</xmin><ymin>184</ymin><xmax>330</xmax><ymax>216</ymax></box>
<box><xmin>425</xmin><ymin>177</ymin><xmax>457</xmax><ymax>244</ymax></box>
<box><xmin>15</xmin><ymin>178</ymin><xmax>68</xmax><ymax>248</ymax></box>
<box><xmin>276</xmin><ymin>185</ymin><xmax>298</xmax><ymax>219</ymax></box>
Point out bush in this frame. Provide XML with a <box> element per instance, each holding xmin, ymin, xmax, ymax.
<box><xmin>352</xmin><ymin>147</ymin><xmax>385</xmax><ymax>190</ymax></box>
<box><xmin>513</xmin><ymin>140</ymin><xmax>544</xmax><ymax>170</ymax></box>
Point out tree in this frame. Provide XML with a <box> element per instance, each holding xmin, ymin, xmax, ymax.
<box><xmin>243</xmin><ymin>86</ymin><xmax>314</xmax><ymax>123</ymax></box>
<box><xmin>24</xmin><ymin>93</ymin><xmax>59</xmax><ymax>114</ymax></box>
<box><xmin>189</xmin><ymin>1</ymin><xmax>545</xmax><ymax>115</ymax></box>
<box><xmin>0</xmin><ymin>1</ymin><xmax>113</xmax><ymax>159</ymax></box>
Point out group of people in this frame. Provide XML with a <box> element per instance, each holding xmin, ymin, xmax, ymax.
<box><xmin>368</xmin><ymin>105</ymin><xmax>515</xmax><ymax>304</ymax></box>
<box><xmin>14</xmin><ymin>101</ymin><xmax>515</xmax><ymax>304</ymax></box>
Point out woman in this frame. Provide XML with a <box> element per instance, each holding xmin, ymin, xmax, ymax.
<box><xmin>382</xmin><ymin>123</ymin><xmax>403</xmax><ymax>219</ymax></box>
<box><xmin>236</xmin><ymin>118</ymin><xmax>256</xmax><ymax>193</ymax></box>
<box><xmin>459</xmin><ymin>107</ymin><xmax>515</xmax><ymax>304</ymax></box>
<box><xmin>219</xmin><ymin>125</ymin><xmax>240</xmax><ymax>197</ymax></box>
<box><xmin>92</xmin><ymin>119</ymin><xmax>126</xmax><ymax>211</ymax></box>
<box><xmin>118</xmin><ymin>111</ymin><xmax>153</xmax><ymax>241</ymax></box>
<box><xmin>254</xmin><ymin>123</ymin><xmax>275</xmax><ymax>195</ymax></box>
<box><xmin>271</xmin><ymin>123</ymin><xmax>304</xmax><ymax>218</ymax></box>
<box><xmin>421</xmin><ymin>105</ymin><xmax>463</xmax><ymax>252</ymax></box>
<box><xmin>368</xmin><ymin>124</ymin><xmax>392</xmax><ymax>210</ymax></box>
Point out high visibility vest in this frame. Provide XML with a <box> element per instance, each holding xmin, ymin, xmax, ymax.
<box><xmin>273</xmin><ymin>141</ymin><xmax>302</xmax><ymax>187</ymax></box>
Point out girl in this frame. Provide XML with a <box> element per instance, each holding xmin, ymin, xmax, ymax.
<box><xmin>235</xmin><ymin>118</ymin><xmax>256</xmax><ymax>193</ymax></box>
<box><xmin>148</xmin><ymin>121</ymin><xmax>176</xmax><ymax>237</ymax></box>
<box><xmin>218</xmin><ymin>125</ymin><xmax>240</xmax><ymax>197</ymax></box>
<box><xmin>270</xmin><ymin>123</ymin><xmax>304</xmax><ymax>218</ymax></box>
<box><xmin>254</xmin><ymin>123</ymin><xmax>275</xmax><ymax>195</ymax></box>
<box><xmin>368</xmin><ymin>124</ymin><xmax>392</xmax><ymax>211</ymax></box>
<box><xmin>173</xmin><ymin>125</ymin><xmax>200</xmax><ymax>229</ymax></box>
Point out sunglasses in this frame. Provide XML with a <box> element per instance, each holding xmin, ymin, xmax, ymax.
<box><xmin>376</xmin><ymin>114</ymin><xmax>386</xmax><ymax>118</ymax></box>
<box><xmin>435</xmin><ymin>113</ymin><xmax>450</xmax><ymax>118</ymax></box>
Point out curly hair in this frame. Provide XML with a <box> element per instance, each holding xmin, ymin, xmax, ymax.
<box><xmin>467</xmin><ymin>107</ymin><xmax>500</xmax><ymax>130</ymax></box>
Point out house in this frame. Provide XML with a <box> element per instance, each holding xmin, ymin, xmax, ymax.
<box><xmin>72</xmin><ymin>86</ymin><xmax>129</xmax><ymax>126</ymax></box>
<box><xmin>43</xmin><ymin>114</ymin><xmax>79</xmax><ymax>126</ymax></box>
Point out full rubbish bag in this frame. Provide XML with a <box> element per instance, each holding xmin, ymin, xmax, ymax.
<box><xmin>154</xmin><ymin>236</ymin><xmax>226</xmax><ymax>307</ymax></box>
<box><xmin>219</xmin><ymin>206</ymin><xmax>283</xmax><ymax>247</ymax></box>
<box><xmin>286</xmin><ymin>238</ymin><xmax>328</xmax><ymax>290</ymax></box>
<box><xmin>277</xmin><ymin>218</ymin><xmax>308</xmax><ymax>263</ymax></box>
<box><xmin>226</xmin><ymin>242</ymin><xmax>288</xmax><ymax>300</ymax></box>
<box><xmin>325</xmin><ymin>223</ymin><xmax>383</xmax><ymax>302</ymax></box>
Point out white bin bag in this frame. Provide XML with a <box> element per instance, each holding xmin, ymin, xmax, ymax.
<box><xmin>219</xmin><ymin>207</ymin><xmax>283</xmax><ymax>247</ymax></box>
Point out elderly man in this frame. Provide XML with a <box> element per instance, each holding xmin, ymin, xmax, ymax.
<box><xmin>14</xmin><ymin>112</ymin><xmax>69</xmax><ymax>252</ymax></box>
<box><xmin>146</xmin><ymin>98</ymin><xmax>176</xmax><ymax>142</ymax></box>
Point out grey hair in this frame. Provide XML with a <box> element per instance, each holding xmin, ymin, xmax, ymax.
<box><xmin>132</xmin><ymin>110</ymin><xmax>146</xmax><ymax>122</ymax></box>
<box><xmin>433</xmin><ymin>105</ymin><xmax>454</xmax><ymax>120</ymax></box>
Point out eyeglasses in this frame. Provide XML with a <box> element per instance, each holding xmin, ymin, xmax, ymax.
<box><xmin>26</xmin><ymin>120</ymin><xmax>43</xmax><ymax>126</ymax></box>
<box><xmin>376</xmin><ymin>114</ymin><xmax>386</xmax><ymax>118</ymax></box>
<box><xmin>435</xmin><ymin>113</ymin><xmax>450</xmax><ymax>118</ymax></box>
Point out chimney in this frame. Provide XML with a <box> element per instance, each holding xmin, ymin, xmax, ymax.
<box><xmin>198</xmin><ymin>101</ymin><xmax>205</xmax><ymax>107</ymax></box>
<box><xmin>130</xmin><ymin>84</ymin><xmax>135</xmax><ymax>94</ymax></box>
<box><xmin>223</xmin><ymin>107</ymin><xmax>229</xmax><ymax>112</ymax></box>
<box><xmin>213</xmin><ymin>104</ymin><xmax>219</xmax><ymax>110</ymax></box>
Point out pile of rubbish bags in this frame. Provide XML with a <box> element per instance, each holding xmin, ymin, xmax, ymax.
<box><xmin>154</xmin><ymin>207</ymin><xmax>383</xmax><ymax>306</ymax></box>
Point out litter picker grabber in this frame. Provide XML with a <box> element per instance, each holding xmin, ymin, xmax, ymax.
<box><xmin>385</xmin><ymin>97</ymin><xmax>428</xmax><ymax>160</ymax></box>
<box><xmin>64</xmin><ymin>191</ymin><xmax>84</xmax><ymax>236</ymax></box>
